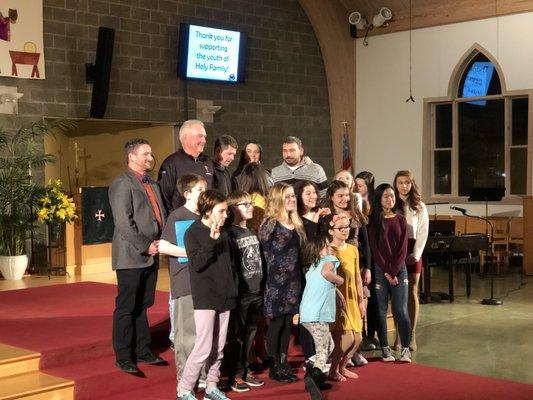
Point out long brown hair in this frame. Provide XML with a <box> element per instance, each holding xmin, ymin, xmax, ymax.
<box><xmin>324</xmin><ymin>180</ymin><xmax>367</xmax><ymax>226</ymax></box>
<box><xmin>237</xmin><ymin>162</ymin><xmax>270</xmax><ymax>196</ymax></box>
<box><xmin>393</xmin><ymin>170</ymin><xmax>422</xmax><ymax>213</ymax></box>
<box><xmin>301</xmin><ymin>235</ymin><xmax>328</xmax><ymax>272</ymax></box>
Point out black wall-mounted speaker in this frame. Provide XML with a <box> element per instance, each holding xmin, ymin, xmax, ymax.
<box><xmin>86</xmin><ymin>27</ymin><xmax>115</xmax><ymax>119</ymax></box>
<box><xmin>350</xmin><ymin>24</ymin><xmax>357</xmax><ymax>38</ymax></box>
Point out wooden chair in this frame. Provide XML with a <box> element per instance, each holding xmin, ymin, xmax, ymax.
<box><xmin>465</xmin><ymin>218</ymin><xmax>503</xmax><ymax>273</ymax></box>
<box><xmin>489</xmin><ymin>216</ymin><xmax>510</xmax><ymax>272</ymax></box>
<box><xmin>451</xmin><ymin>215</ymin><xmax>467</xmax><ymax>236</ymax></box>
<box><xmin>508</xmin><ymin>217</ymin><xmax>524</xmax><ymax>255</ymax></box>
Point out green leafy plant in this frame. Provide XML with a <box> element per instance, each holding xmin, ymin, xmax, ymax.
<box><xmin>0</xmin><ymin>118</ymin><xmax>74</xmax><ymax>256</ymax></box>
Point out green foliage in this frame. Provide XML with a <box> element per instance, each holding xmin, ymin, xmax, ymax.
<box><xmin>0</xmin><ymin>117</ymin><xmax>75</xmax><ymax>256</ymax></box>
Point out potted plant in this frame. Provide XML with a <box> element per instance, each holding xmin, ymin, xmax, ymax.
<box><xmin>37</xmin><ymin>179</ymin><xmax>77</xmax><ymax>268</ymax></box>
<box><xmin>0</xmin><ymin>117</ymin><xmax>72</xmax><ymax>280</ymax></box>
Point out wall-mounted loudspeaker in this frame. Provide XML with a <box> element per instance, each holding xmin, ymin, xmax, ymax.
<box><xmin>350</xmin><ymin>24</ymin><xmax>357</xmax><ymax>38</ymax></box>
<box><xmin>86</xmin><ymin>27</ymin><xmax>115</xmax><ymax>119</ymax></box>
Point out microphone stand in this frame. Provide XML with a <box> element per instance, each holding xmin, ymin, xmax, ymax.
<box><xmin>458</xmin><ymin>210</ymin><xmax>502</xmax><ymax>305</ymax></box>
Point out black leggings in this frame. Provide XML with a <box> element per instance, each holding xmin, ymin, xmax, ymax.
<box><xmin>267</xmin><ymin>314</ymin><xmax>293</xmax><ymax>356</ymax></box>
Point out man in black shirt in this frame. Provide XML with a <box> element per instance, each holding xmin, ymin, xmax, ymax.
<box><xmin>212</xmin><ymin>134</ymin><xmax>238</xmax><ymax>196</ymax></box>
<box><xmin>157</xmin><ymin>120</ymin><xmax>213</xmax><ymax>213</ymax></box>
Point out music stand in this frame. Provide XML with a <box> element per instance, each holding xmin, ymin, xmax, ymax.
<box><xmin>468</xmin><ymin>187</ymin><xmax>505</xmax><ymax>305</ymax></box>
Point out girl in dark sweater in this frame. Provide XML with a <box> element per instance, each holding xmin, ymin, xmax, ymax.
<box><xmin>179</xmin><ymin>190</ymin><xmax>238</xmax><ymax>400</ymax></box>
<box><xmin>368</xmin><ymin>183</ymin><xmax>411</xmax><ymax>363</ymax></box>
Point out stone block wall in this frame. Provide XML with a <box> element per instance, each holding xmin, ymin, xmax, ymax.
<box><xmin>0</xmin><ymin>0</ymin><xmax>333</xmax><ymax>175</ymax></box>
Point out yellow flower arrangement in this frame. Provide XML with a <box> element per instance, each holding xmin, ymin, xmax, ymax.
<box><xmin>37</xmin><ymin>180</ymin><xmax>77</xmax><ymax>225</ymax></box>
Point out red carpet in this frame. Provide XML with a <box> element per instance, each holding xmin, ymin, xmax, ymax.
<box><xmin>1</xmin><ymin>282</ymin><xmax>533</xmax><ymax>400</ymax></box>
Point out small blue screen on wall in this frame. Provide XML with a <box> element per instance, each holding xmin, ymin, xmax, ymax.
<box><xmin>462</xmin><ymin>62</ymin><xmax>494</xmax><ymax>106</ymax></box>
<box><xmin>177</xmin><ymin>24</ymin><xmax>247</xmax><ymax>83</ymax></box>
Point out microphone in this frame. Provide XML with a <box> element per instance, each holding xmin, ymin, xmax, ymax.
<box><xmin>450</xmin><ymin>206</ymin><xmax>467</xmax><ymax>215</ymax></box>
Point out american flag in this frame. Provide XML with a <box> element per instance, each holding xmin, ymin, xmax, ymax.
<box><xmin>342</xmin><ymin>123</ymin><xmax>352</xmax><ymax>171</ymax></box>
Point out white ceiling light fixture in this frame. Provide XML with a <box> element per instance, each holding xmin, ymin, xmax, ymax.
<box><xmin>348</xmin><ymin>11</ymin><xmax>367</xmax><ymax>30</ymax></box>
<box><xmin>372</xmin><ymin>7</ymin><xmax>393</xmax><ymax>28</ymax></box>
<box><xmin>354</xmin><ymin>7</ymin><xmax>393</xmax><ymax>46</ymax></box>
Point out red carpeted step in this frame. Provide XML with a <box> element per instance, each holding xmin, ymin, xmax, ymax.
<box><xmin>44</xmin><ymin>348</ymin><xmax>176</xmax><ymax>400</ymax></box>
<box><xmin>3</xmin><ymin>282</ymin><xmax>533</xmax><ymax>400</ymax></box>
<box><xmin>101</xmin><ymin>359</ymin><xmax>533</xmax><ymax>400</ymax></box>
<box><xmin>0</xmin><ymin>282</ymin><xmax>170</xmax><ymax>369</ymax></box>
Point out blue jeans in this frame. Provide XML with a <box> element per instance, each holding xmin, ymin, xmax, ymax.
<box><xmin>374</xmin><ymin>264</ymin><xmax>411</xmax><ymax>348</ymax></box>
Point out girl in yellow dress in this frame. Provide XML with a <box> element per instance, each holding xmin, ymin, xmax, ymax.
<box><xmin>328</xmin><ymin>214</ymin><xmax>365</xmax><ymax>381</ymax></box>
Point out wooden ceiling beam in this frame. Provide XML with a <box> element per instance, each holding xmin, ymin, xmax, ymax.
<box><xmin>342</xmin><ymin>0</ymin><xmax>533</xmax><ymax>36</ymax></box>
<box><xmin>298</xmin><ymin>0</ymin><xmax>356</xmax><ymax>173</ymax></box>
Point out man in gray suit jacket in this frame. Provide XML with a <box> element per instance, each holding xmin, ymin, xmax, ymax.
<box><xmin>109</xmin><ymin>138</ymin><xmax>167</xmax><ymax>374</ymax></box>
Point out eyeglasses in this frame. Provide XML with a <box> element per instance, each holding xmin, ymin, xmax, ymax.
<box><xmin>332</xmin><ymin>225</ymin><xmax>351</xmax><ymax>231</ymax></box>
<box><xmin>236</xmin><ymin>202</ymin><xmax>253</xmax><ymax>208</ymax></box>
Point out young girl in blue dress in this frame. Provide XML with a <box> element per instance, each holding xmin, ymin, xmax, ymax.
<box><xmin>300</xmin><ymin>235</ymin><xmax>344</xmax><ymax>397</ymax></box>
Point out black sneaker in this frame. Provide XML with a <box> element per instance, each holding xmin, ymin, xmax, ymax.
<box><xmin>137</xmin><ymin>353</ymin><xmax>165</xmax><ymax>365</ymax></box>
<box><xmin>244</xmin><ymin>374</ymin><xmax>264</xmax><ymax>387</ymax></box>
<box><xmin>230</xmin><ymin>378</ymin><xmax>250</xmax><ymax>392</ymax></box>
<box><xmin>115</xmin><ymin>359</ymin><xmax>139</xmax><ymax>374</ymax></box>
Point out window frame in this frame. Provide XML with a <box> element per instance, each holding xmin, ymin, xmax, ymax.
<box><xmin>422</xmin><ymin>45</ymin><xmax>533</xmax><ymax>205</ymax></box>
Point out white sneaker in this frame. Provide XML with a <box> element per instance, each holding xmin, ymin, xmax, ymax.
<box><xmin>345</xmin><ymin>359</ymin><xmax>354</xmax><ymax>367</ymax></box>
<box><xmin>381</xmin><ymin>346</ymin><xmax>395</xmax><ymax>362</ymax></box>
<box><xmin>322</xmin><ymin>362</ymin><xmax>331</xmax><ymax>373</ymax></box>
<box><xmin>399</xmin><ymin>347</ymin><xmax>412</xmax><ymax>363</ymax></box>
<box><xmin>197</xmin><ymin>379</ymin><xmax>207</xmax><ymax>389</ymax></box>
<box><xmin>353</xmin><ymin>352</ymin><xmax>368</xmax><ymax>366</ymax></box>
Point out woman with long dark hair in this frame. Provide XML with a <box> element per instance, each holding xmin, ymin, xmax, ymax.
<box><xmin>237</xmin><ymin>162</ymin><xmax>270</xmax><ymax>233</ymax></box>
<box><xmin>368</xmin><ymin>183</ymin><xmax>411</xmax><ymax>363</ymax></box>
<box><xmin>232</xmin><ymin>141</ymin><xmax>273</xmax><ymax>185</ymax></box>
<box><xmin>393</xmin><ymin>170</ymin><xmax>428</xmax><ymax>351</ymax></box>
<box><xmin>355</xmin><ymin>171</ymin><xmax>375</xmax><ymax>216</ymax></box>
<box><xmin>294</xmin><ymin>180</ymin><xmax>330</xmax><ymax>238</ymax></box>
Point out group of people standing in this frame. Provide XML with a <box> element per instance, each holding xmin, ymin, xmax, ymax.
<box><xmin>108</xmin><ymin>119</ymin><xmax>429</xmax><ymax>400</ymax></box>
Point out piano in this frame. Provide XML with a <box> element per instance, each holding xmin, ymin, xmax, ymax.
<box><xmin>422</xmin><ymin>221</ymin><xmax>488</xmax><ymax>303</ymax></box>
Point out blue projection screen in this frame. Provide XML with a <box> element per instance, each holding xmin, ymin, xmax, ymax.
<box><xmin>462</xmin><ymin>61</ymin><xmax>494</xmax><ymax>106</ymax></box>
<box><xmin>177</xmin><ymin>24</ymin><xmax>247</xmax><ymax>83</ymax></box>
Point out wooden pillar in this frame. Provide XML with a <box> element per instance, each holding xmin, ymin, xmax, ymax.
<box><xmin>523</xmin><ymin>196</ymin><xmax>533</xmax><ymax>275</ymax></box>
<box><xmin>298</xmin><ymin>0</ymin><xmax>356</xmax><ymax>172</ymax></box>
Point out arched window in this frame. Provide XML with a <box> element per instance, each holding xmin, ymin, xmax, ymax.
<box><xmin>426</xmin><ymin>45</ymin><xmax>530</xmax><ymax>200</ymax></box>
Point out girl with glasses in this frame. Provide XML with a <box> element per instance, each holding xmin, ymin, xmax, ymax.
<box><xmin>328</xmin><ymin>214</ymin><xmax>365</xmax><ymax>381</ymax></box>
<box><xmin>320</xmin><ymin>180</ymin><xmax>372</xmax><ymax>366</ymax></box>
<box><xmin>222</xmin><ymin>190</ymin><xmax>265</xmax><ymax>393</ymax></box>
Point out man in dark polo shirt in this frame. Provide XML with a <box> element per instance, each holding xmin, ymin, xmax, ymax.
<box><xmin>157</xmin><ymin>120</ymin><xmax>213</xmax><ymax>213</ymax></box>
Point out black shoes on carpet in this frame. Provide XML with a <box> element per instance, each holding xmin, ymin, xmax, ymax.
<box><xmin>268</xmin><ymin>354</ymin><xmax>299</xmax><ymax>383</ymax></box>
<box><xmin>115</xmin><ymin>359</ymin><xmax>140</xmax><ymax>374</ymax></box>
<box><xmin>137</xmin><ymin>353</ymin><xmax>165</xmax><ymax>365</ymax></box>
<box><xmin>303</xmin><ymin>361</ymin><xmax>332</xmax><ymax>400</ymax></box>
<box><xmin>115</xmin><ymin>352</ymin><xmax>165</xmax><ymax>374</ymax></box>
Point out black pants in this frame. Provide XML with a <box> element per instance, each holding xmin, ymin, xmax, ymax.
<box><xmin>299</xmin><ymin>323</ymin><xmax>316</xmax><ymax>360</ymax></box>
<box><xmin>365</xmin><ymin>281</ymin><xmax>379</xmax><ymax>339</ymax></box>
<box><xmin>267</xmin><ymin>314</ymin><xmax>293</xmax><ymax>356</ymax></box>
<box><xmin>223</xmin><ymin>293</ymin><xmax>263</xmax><ymax>380</ymax></box>
<box><xmin>112</xmin><ymin>261</ymin><xmax>158</xmax><ymax>361</ymax></box>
